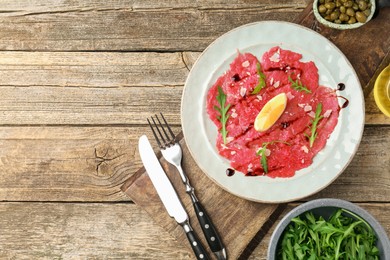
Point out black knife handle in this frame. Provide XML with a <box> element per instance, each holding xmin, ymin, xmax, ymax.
<box><xmin>182</xmin><ymin>221</ymin><xmax>210</xmax><ymax>260</ymax></box>
<box><xmin>193</xmin><ymin>201</ymin><xmax>225</xmax><ymax>256</ymax></box>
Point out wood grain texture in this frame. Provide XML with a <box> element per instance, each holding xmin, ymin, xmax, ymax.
<box><xmin>0</xmin><ymin>126</ymin><xmax>181</xmax><ymax>201</ymax></box>
<box><xmin>0</xmin><ymin>0</ymin><xmax>306</xmax><ymax>52</ymax></box>
<box><xmin>0</xmin><ymin>202</ymin><xmax>387</xmax><ymax>259</ymax></box>
<box><xmin>0</xmin><ymin>202</ymin><xmax>193</xmax><ymax>259</ymax></box>
<box><xmin>0</xmin><ymin>51</ymin><xmax>388</xmax><ymax>125</ymax></box>
<box><xmin>0</xmin><ymin>125</ymin><xmax>388</xmax><ymax>202</ymax></box>
<box><xmin>0</xmin><ymin>1</ymin><xmax>388</xmax><ymax>259</ymax></box>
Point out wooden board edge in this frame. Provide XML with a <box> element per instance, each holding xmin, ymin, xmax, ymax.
<box><xmin>294</xmin><ymin>0</ymin><xmax>314</xmax><ymax>24</ymax></box>
<box><xmin>238</xmin><ymin>203</ymin><xmax>287</xmax><ymax>259</ymax></box>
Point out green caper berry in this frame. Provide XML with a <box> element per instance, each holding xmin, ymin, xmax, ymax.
<box><xmin>348</xmin><ymin>16</ymin><xmax>357</xmax><ymax>24</ymax></box>
<box><xmin>358</xmin><ymin>0</ymin><xmax>368</xmax><ymax>10</ymax></box>
<box><xmin>325</xmin><ymin>2</ymin><xmax>336</xmax><ymax>10</ymax></box>
<box><xmin>319</xmin><ymin>0</ymin><xmax>325</xmax><ymax>3</ymax></box>
<box><xmin>318</xmin><ymin>4</ymin><xmax>327</xmax><ymax>13</ymax></box>
<box><xmin>330</xmin><ymin>11</ymin><xmax>339</xmax><ymax>20</ymax></box>
<box><xmin>355</xmin><ymin>11</ymin><xmax>367</xmax><ymax>22</ymax></box>
<box><xmin>363</xmin><ymin>9</ymin><xmax>371</xmax><ymax>16</ymax></box>
<box><xmin>334</xmin><ymin>19</ymin><xmax>342</xmax><ymax>24</ymax></box>
<box><xmin>344</xmin><ymin>0</ymin><xmax>353</xmax><ymax>7</ymax></box>
<box><xmin>339</xmin><ymin>13</ymin><xmax>349</xmax><ymax>22</ymax></box>
<box><xmin>346</xmin><ymin>7</ymin><xmax>355</xmax><ymax>16</ymax></box>
<box><xmin>340</xmin><ymin>6</ymin><xmax>346</xmax><ymax>13</ymax></box>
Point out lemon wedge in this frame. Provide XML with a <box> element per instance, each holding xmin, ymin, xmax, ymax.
<box><xmin>373</xmin><ymin>65</ymin><xmax>390</xmax><ymax>117</ymax></box>
<box><xmin>254</xmin><ymin>93</ymin><xmax>287</xmax><ymax>132</ymax></box>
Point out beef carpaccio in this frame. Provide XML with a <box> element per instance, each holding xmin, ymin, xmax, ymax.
<box><xmin>206</xmin><ymin>47</ymin><xmax>340</xmax><ymax>178</ymax></box>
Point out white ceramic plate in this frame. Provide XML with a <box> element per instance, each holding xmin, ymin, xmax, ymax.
<box><xmin>181</xmin><ymin>21</ymin><xmax>364</xmax><ymax>203</ymax></box>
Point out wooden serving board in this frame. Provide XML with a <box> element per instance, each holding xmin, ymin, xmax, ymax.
<box><xmin>121</xmin><ymin>132</ymin><xmax>286</xmax><ymax>259</ymax></box>
<box><xmin>121</xmin><ymin>3</ymin><xmax>389</xmax><ymax>259</ymax></box>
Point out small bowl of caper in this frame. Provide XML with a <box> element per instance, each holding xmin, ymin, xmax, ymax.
<box><xmin>313</xmin><ymin>0</ymin><xmax>376</xmax><ymax>29</ymax></box>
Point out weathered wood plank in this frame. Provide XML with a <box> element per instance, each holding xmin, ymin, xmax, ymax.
<box><xmin>0</xmin><ymin>202</ymin><xmax>387</xmax><ymax>259</ymax></box>
<box><xmin>0</xmin><ymin>126</ymin><xmax>388</xmax><ymax>202</ymax></box>
<box><xmin>249</xmin><ymin>202</ymin><xmax>390</xmax><ymax>259</ymax></box>
<box><xmin>0</xmin><ymin>85</ymin><xmax>183</xmax><ymax>125</ymax></box>
<box><xmin>0</xmin><ymin>0</ymin><xmax>307</xmax><ymax>13</ymax></box>
<box><xmin>0</xmin><ymin>51</ymin><xmax>388</xmax><ymax>125</ymax></box>
<box><xmin>0</xmin><ymin>51</ymin><xmax>183</xmax><ymax>125</ymax></box>
<box><xmin>0</xmin><ymin>126</ymin><xmax>177</xmax><ymax>202</ymax></box>
<box><xmin>0</xmin><ymin>202</ymin><xmax>193</xmax><ymax>259</ymax></box>
<box><xmin>0</xmin><ymin>51</ymin><xmax>188</xmax><ymax>87</ymax></box>
<box><xmin>0</xmin><ymin>0</ymin><xmax>306</xmax><ymax>51</ymax></box>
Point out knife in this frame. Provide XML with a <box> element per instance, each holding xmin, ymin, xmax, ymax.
<box><xmin>139</xmin><ymin>135</ymin><xmax>210</xmax><ymax>260</ymax></box>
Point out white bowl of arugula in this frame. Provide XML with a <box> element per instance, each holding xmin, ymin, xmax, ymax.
<box><xmin>268</xmin><ymin>198</ymin><xmax>390</xmax><ymax>259</ymax></box>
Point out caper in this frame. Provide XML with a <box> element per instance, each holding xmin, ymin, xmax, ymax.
<box><xmin>363</xmin><ymin>9</ymin><xmax>371</xmax><ymax>16</ymax></box>
<box><xmin>339</xmin><ymin>13</ymin><xmax>350</xmax><ymax>22</ymax></box>
<box><xmin>356</xmin><ymin>11</ymin><xmax>367</xmax><ymax>22</ymax></box>
<box><xmin>317</xmin><ymin>0</ymin><xmax>373</xmax><ymax>25</ymax></box>
<box><xmin>325</xmin><ymin>2</ymin><xmax>336</xmax><ymax>10</ymax></box>
<box><xmin>330</xmin><ymin>11</ymin><xmax>340</xmax><ymax>20</ymax></box>
<box><xmin>318</xmin><ymin>4</ymin><xmax>327</xmax><ymax>13</ymax></box>
<box><xmin>346</xmin><ymin>7</ymin><xmax>355</xmax><ymax>16</ymax></box>
<box><xmin>348</xmin><ymin>16</ymin><xmax>357</xmax><ymax>24</ymax></box>
<box><xmin>344</xmin><ymin>0</ymin><xmax>353</xmax><ymax>7</ymax></box>
<box><xmin>358</xmin><ymin>0</ymin><xmax>368</xmax><ymax>10</ymax></box>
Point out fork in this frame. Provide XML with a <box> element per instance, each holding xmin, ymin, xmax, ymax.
<box><xmin>148</xmin><ymin>113</ymin><xmax>227</xmax><ymax>260</ymax></box>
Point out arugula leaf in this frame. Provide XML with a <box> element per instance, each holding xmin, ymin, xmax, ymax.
<box><xmin>288</xmin><ymin>74</ymin><xmax>311</xmax><ymax>93</ymax></box>
<box><xmin>214</xmin><ymin>86</ymin><xmax>231</xmax><ymax>144</ymax></box>
<box><xmin>306</xmin><ymin>103</ymin><xmax>324</xmax><ymax>148</ymax></box>
<box><xmin>277</xmin><ymin>209</ymin><xmax>379</xmax><ymax>260</ymax></box>
<box><xmin>256</xmin><ymin>140</ymin><xmax>290</xmax><ymax>174</ymax></box>
<box><xmin>251</xmin><ymin>62</ymin><xmax>266</xmax><ymax>94</ymax></box>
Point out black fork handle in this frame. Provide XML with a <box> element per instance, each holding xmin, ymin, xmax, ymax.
<box><xmin>182</xmin><ymin>221</ymin><xmax>210</xmax><ymax>260</ymax></box>
<box><xmin>193</xmin><ymin>201</ymin><xmax>226</xmax><ymax>258</ymax></box>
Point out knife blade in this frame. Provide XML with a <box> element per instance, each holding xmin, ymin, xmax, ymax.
<box><xmin>139</xmin><ymin>135</ymin><xmax>210</xmax><ymax>260</ymax></box>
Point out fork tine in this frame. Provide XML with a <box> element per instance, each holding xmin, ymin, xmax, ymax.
<box><xmin>147</xmin><ymin>118</ymin><xmax>163</xmax><ymax>148</ymax></box>
<box><xmin>151</xmin><ymin>116</ymin><xmax>167</xmax><ymax>147</ymax></box>
<box><xmin>155</xmin><ymin>114</ymin><xmax>173</xmax><ymax>145</ymax></box>
<box><xmin>160</xmin><ymin>113</ymin><xmax>176</xmax><ymax>141</ymax></box>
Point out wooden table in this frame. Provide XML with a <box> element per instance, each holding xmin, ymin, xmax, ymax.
<box><xmin>0</xmin><ymin>1</ymin><xmax>388</xmax><ymax>259</ymax></box>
